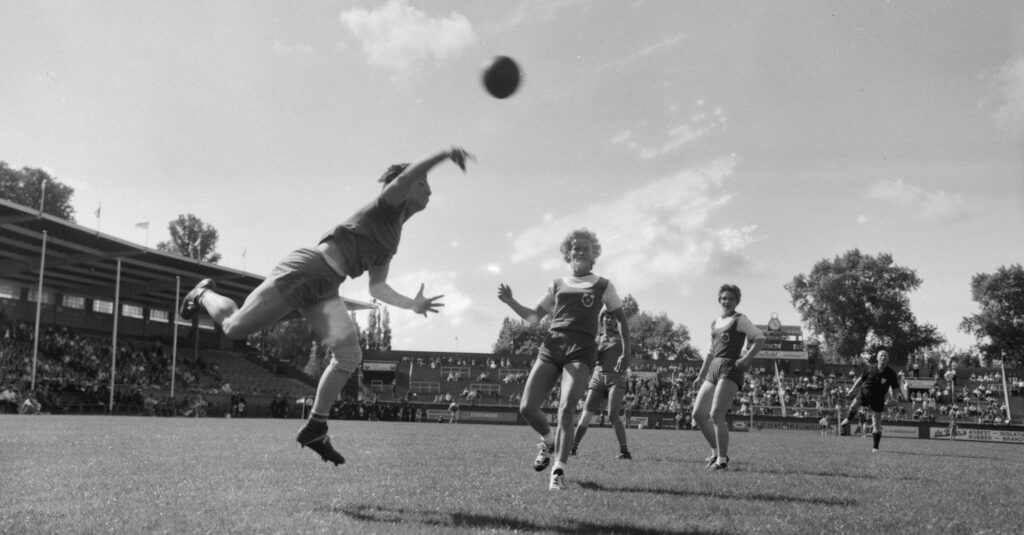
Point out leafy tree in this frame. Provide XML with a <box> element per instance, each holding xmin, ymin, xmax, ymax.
<box><xmin>358</xmin><ymin>300</ymin><xmax>391</xmax><ymax>351</ymax></box>
<box><xmin>492</xmin><ymin>316</ymin><xmax>551</xmax><ymax>356</ymax></box>
<box><xmin>960</xmin><ymin>264</ymin><xmax>1024</xmax><ymax>369</ymax></box>
<box><xmin>629</xmin><ymin>310</ymin><xmax>700</xmax><ymax>361</ymax></box>
<box><xmin>156</xmin><ymin>214</ymin><xmax>221</xmax><ymax>263</ymax></box>
<box><xmin>0</xmin><ymin>162</ymin><xmax>76</xmax><ymax>220</ymax></box>
<box><xmin>786</xmin><ymin>249</ymin><xmax>944</xmax><ymax>364</ymax></box>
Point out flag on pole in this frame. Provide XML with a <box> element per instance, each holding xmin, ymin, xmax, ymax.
<box><xmin>135</xmin><ymin>221</ymin><xmax>149</xmax><ymax>229</ymax></box>
<box><xmin>95</xmin><ymin>203</ymin><xmax>102</xmax><ymax>218</ymax></box>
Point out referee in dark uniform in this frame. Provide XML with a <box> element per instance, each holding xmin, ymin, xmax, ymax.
<box><xmin>840</xmin><ymin>350</ymin><xmax>905</xmax><ymax>451</ymax></box>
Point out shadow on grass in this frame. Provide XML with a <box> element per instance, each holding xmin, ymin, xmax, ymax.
<box><xmin>575</xmin><ymin>481</ymin><xmax>857</xmax><ymax>507</ymax></box>
<box><xmin>883</xmin><ymin>450</ymin><xmax>1008</xmax><ymax>461</ymax></box>
<box><xmin>318</xmin><ymin>503</ymin><xmax>720</xmax><ymax>535</ymax></box>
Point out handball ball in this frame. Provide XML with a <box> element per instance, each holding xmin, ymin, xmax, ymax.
<box><xmin>483</xmin><ymin>56</ymin><xmax>521</xmax><ymax>99</ymax></box>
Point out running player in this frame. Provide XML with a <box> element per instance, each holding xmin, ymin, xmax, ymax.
<box><xmin>840</xmin><ymin>349</ymin><xmax>905</xmax><ymax>451</ymax></box>
<box><xmin>498</xmin><ymin>228</ymin><xmax>631</xmax><ymax>490</ymax></box>
<box><xmin>571</xmin><ymin>310</ymin><xmax>631</xmax><ymax>459</ymax></box>
<box><xmin>178</xmin><ymin>147</ymin><xmax>474</xmax><ymax>466</ymax></box>
<box><xmin>691</xmin><ymin>284</ymin><xmax>765</xmax><ymax>471</ymax></box>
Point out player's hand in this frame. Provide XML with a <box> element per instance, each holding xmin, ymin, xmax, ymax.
<box><xmin>449</xmin><ymin>146</ymin><xmax>475</xmax><ymax>171</ymax></box>
<box><xmin>411</xmin><ymin>283</ymin><xmax>444</xmax><ymax>317</ymax></box>
<box><xmin>497</xmin><ymin>283</ymin><xmax>514</xmax><ymax>304</ymax></box>
<box><xmin>614</xmin><ymin>357</ymin><xmax>627</xmax><ymax>373</ymax></box>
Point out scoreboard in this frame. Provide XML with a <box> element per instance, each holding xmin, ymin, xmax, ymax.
<box><xmin>754</xmin><ymin>314</ymin><xmax>807</xmax><ymax>360</ymax></box>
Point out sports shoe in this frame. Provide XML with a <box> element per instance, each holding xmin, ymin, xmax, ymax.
<box><xmin>533</xmin><ymin>441</ymin><xmax>554</xmax><ymax>472</ymax></box>
<box><xmin>708</xmin><ymin>456</ymin><xmax>728</xmax><ymax>471</ymax></box>
<box><xmin>704</xmin><ymin>454</ymin><xmax>718</xmax><ymax>468</ymax></box>
<box><xmin>872</xmin><ymin>448</ymin><xmax>878</xmax><ymax>453</ymax></box>
<box><xmin>569</xmin><ymin>444</ymin><xmax>578</xmax><ymax>456</ymax></box>
<box><xmin>617</xmin><ymin>451</ymin><xmax>632</xmax><ymax>460</ymax></box>
<box><xmin>296</xmin><ymin>422</ymin><xmax>345</xmax><ymax>466</ymax></box>
<box><xmin>549</xmin><ymin>468</ymin><xmax>566</xmax><ymax>490</ymax></box>
<box><xmin>179</xmin><ymin>279</ymin><xmax>216</xmax><ymax>320</ymax></box>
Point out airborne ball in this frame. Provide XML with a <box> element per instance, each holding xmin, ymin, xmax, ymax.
<box><xmin>483</xmin><ymin>56</ymin><xmax>521</xmax><ymax>99</ymax></box>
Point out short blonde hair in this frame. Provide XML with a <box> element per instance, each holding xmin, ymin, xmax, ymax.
<box><xmin>560</xmin><ymin>228</ymin><xmax>601</xmax><ymax>263</ymax></box>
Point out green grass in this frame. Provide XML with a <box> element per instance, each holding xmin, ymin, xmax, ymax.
<box><xmin>2</xmin><ymin>415</ymin><xmax>1021</xmax><ymax>534</ymax></box>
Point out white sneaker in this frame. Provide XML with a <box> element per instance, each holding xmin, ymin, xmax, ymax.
<box><xmin>549</xmin><ymin>468</ymin><xmax>565</xmax><ymax>490</ymax></box>
<box><xmin>533</xmin><ymin>442</ymin><xmax>553</xmax><ymax>472</ymax></box>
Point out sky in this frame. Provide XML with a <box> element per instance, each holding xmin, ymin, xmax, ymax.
<box><xmin>1</xmin><ymin>1</ymin><xmax>1022</xmax><ymax>356</ymax></box>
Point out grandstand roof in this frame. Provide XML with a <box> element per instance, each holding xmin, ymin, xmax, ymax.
<box><xmin>0</xmin><ymin>197</ymin><xmax>374</xmax><ymax>314</ymax></box>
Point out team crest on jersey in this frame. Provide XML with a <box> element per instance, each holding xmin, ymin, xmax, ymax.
<box><xmin>721</xmin><ymin>332</ymin><xmax>731</xmax><ymax>344</ymax></box>
<box><xmin>581</xmin><ymin>292</ymin><xmax>596</xmax><ymax>308</ymax></box>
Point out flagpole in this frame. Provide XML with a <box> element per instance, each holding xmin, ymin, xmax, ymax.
<box><xmin>1001</xmin><ymin>361</ymin><xmax>1012</xmax><ymax>424</ymax></box>
<box><xmin>108</xmin><ymin>258</ymin><xmax>122</xmax><ymax>413</ymax></box>
<box><xmin>30</xmin><ymin>231</ymin><xmax>48</xmax><ymax>392</ymax></box>
<box><xmin>171</xmin><ymin>276</ymin><xmax>180</xmax><ymax>399</ymax></box>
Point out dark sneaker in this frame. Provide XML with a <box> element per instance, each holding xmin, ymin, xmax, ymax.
<box><xmin>708</xmin><ymin>457</ymin><xmax>728</xmax><ymax>471</ymax></box>
<box><xmin>704</xmin><ymin>454</ymin><xmax>717</xmax><ymax>468</ymax></box>
<box><xmin>533</xmin><ymin>441</ymin><xmax>554</xmax><ymax>472</ymax></box>
<box><xmin>296</xmin><ymin>423</ymin><xmax>345</xmax><ymax>466</ymax></box>
<box><xmin>570</xmin><ymin>444</ymin><xmax>578</xmax><ymax>456</ymax></box>
<box><xmin>179</xmin><ymin>279</ymin><xmax>216</xmax><ymax>320</ymax></box>
<box><xmin>617</xmin><ymin>451</ymin><xmax>632</xmax><ymax>460</ymax></box>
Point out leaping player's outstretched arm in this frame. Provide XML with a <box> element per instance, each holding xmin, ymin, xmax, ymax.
<box><xmin>382</xmin><ymin>147</ymin><xmax>474</xmax><ymax>206</ymax></box>
<box><xmin>497</xmin><ymin>283</ymin><xmax>546</xmax><ymax>324</ymax></box>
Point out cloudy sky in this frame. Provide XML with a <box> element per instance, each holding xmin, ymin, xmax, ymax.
<box><xmin>1</xmin><ymin>1</ymin><xmax>1022</xmax><ymax>356</ymax></box>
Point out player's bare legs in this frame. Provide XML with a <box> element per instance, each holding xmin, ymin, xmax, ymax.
<box><xmin>520</xmin><ymin>359</ymin><xmax>559</xmax><ymax>471</ymax></box>
<box><xmin>196</xmin><ymin>279</ymin><xmax>293</xmax><ymax>339</ymax></box>
<box><xmin>709</xmin><ymin>379</ymin><xmax>740</xmax><ymax>467</ymax></box>
<box><xmin>607</xmin><ymin>383</ymin><xmax>630</xmax><ymax>458</ymax></box>
<box><xmin>293</xmin><ymin>296</ymin><xmax>360</xmax><ymax>466</ymax></box>
<box><xmin>554</xmin><ymin>362</ymin><xmax>590</xmax><ymax>466</ymax></box>
<box><xmin>691</xmin><ymin>380</ymin><xmax>719</xmax><ymax>464</ymax></box>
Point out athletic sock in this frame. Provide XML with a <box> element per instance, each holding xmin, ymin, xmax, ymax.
<box><xmin>872</xmin><ymin>432</ymin><xmax>881</xmax><ymax>449</ymax></box>
<box><xmin>541</xmin><ymin>431</ymin><xmax>555</xmax><ymax>447</ymax></box>
<box><xmin>620</xmin><ymin>445</ymin><xmax>630</xmax><ymax>454</ymax></box>
<box><xmin>309</xmin><ymin>413</ymin><xmax>328</xmax><ymax>424</ymax></box>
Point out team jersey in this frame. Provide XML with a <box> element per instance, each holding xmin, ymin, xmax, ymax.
<box><xmin>318</xmin><ymin>195</ymin><xmax>407</xmax><ymax>278</ymax></box>
<box><xmin>537</xmin><ymin>274</ymin><xmax>623</xmax><ymax>338</ymax></box>
<box><xmin>859</xmin><ymin>366</ymin><xmax>901</xmax><ymax>398</ymax></box>
<box><xmin>594</xmin><ymin>332</ymin><xmax>623</xmax><ymax>371</ymax></box>
<box><xmin>708</xmin><ymin>313</ymin><xmax>763</xmax><ymax>360</ymax></box>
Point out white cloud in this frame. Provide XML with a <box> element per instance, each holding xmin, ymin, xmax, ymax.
<box><xmin>611</xmin><ymin>100</ymin><xmax>726</xmax><ymax>159</ymax></box>
<box><xmin>865</xmin><ymin>178</ymin><xmax>972</xmax><ymax>222</ymax></box>
<box><xmin>987</xmin><ymin>55</ymin><xmax>1024</xmax><ymax>138</ymax></box>
<box><xmin>340</xmin><ymin>0</ymin><xmax>476</xmax><ymax>78</ymax></box>
<box><xmin>509</xmin><ymin>157</ymin><xmax>758</xmax><ymax>295</ymax></box>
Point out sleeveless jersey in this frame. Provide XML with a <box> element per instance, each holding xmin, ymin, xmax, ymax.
<box><xmin>709</xmin><ymin>313</ymin><xmax>751</xmax><ymax>360</ymax></box>
<box><xmin>548</xmin><ymin>277</ymin><xmax>609</xmax><ymax>337</ymax></box>
<box><xmin>318</xmin><ymin>195</ymin><xmax>406</xmax><ymax>278</ymax></box>
<box><xmin>595</xmin><ymin>332</ymin><xmax>623</xmax><ymax>371</ymax></box>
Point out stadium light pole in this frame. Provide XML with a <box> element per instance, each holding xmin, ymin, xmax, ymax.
<box><xmin>30</xmin><ymin>230</ymin><xmax>48</xmax><ymax>392</ymax></box>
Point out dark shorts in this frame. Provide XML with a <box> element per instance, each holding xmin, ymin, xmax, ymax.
<box><xmin>585</xmin><ymin>370</ymin><xmax>624</xmax><ymax>412</ymax></box>
<box><xmin>268</xmin><ymin>248</ymin><xmax>346</xmax><ymax>309</ymax></box>
<box><xmin>859</xmin><ymin>391</ymin><xmax>886</xmax><ymax>413</ymax></box>
<box><xmin>538</xmin><ymin>330</ymin><xmax>597</xmax><ymax>370</ymax></box>
<box><xmin>707</xmin><ymin>357</ymin><xmax>744</xmax><ymax>387</ymax></box>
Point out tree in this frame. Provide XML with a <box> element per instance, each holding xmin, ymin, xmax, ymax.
<box><xmin>960</xmin><ymin>264</ymin><xmax>1024</xmax><ymax>369</ymax></box>
<box><xmin>492</xmin><ymin>316</ymin><xmax>551</xmax><ymax>356</ymax></box>
<box><xmin>156</xmin><ymin>214</ymin><xmax>221</xmax><ymax>263</ymax></box>
<box><xmin>0</xmin><ymin>162</ymin><xmax>76</xmax><ymax>220</ymax></box>
<box><xmin>629</xmin><ymin>310</ymin><xmax>700</xmax><ymax>361</ymax></box>
<box><xmin>785</xmin><ymin>249</ymin><xmax>944</xmax><ymax>364</ymax></box>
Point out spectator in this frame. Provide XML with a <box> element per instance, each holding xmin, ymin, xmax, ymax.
<box><xmin>19</xmin><ymin>393</ymin><xmax>42</xmax><ymax>415</ymax></box>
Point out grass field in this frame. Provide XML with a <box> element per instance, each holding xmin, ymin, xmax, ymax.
<box><xmin>2</xmin><ymin>415</ymin><xmax>1022</xmax><ymax>535</ymax></box>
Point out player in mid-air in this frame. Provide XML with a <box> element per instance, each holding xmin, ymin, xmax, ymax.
<box><xmin>691</xmin><ymin>284</ymin><xmax>764</xmax><ymax>471</ymax></box>
<box><xmin>570</xmin><ymin>309</ymin><xmax>631</xmax><ymax>460</ymax></box>
<box><xmin>498</xmin><ymin>228</ymin><xmax>631</xmax><ymax>490</ymax></box>
<box><xmin>840</xmin><ymin>349</ymin><xmax>905</xmax><ymax>451</ymax></box>
<box><xmin>179</xmin><ymin>146</ymin><xmax>474</xmax><ymax>466</ymax></box>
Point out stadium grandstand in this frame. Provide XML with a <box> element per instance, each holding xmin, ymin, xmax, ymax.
<box><xmin>2</xmin><ymin>195</ymin><xmax>1020</xmax><ymax>430</ymax></box>
<box><xmin>0</xmin><ymin>197</ymin><xmax>371</xmax><ymax>417</ymax></box>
